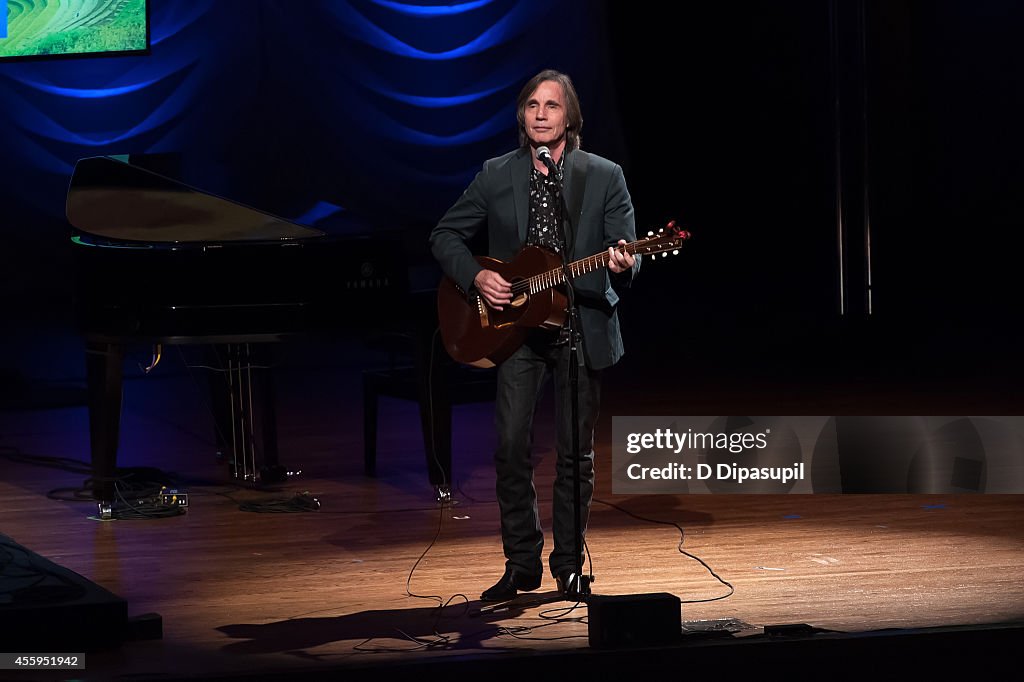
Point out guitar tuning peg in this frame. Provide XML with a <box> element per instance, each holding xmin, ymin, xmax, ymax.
<box><xmin>647</xmin><ymin>231</ymin><xmax>654</xmax><ymax>237</ymax></box>
<box><xmin>672</xmin><ymin>250</ymin><xmax>679</xmax><ymax>255</ymax></box>
<box><xmin>662</xmin><ymin>252</ymin><xmax>668</xmax><ymax>258</ymax></box>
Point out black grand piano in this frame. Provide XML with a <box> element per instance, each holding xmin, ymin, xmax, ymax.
<box><xmin>68</xmin><ymin>156</ymin><xmax>478</xmax><ymax>509</ymax></box>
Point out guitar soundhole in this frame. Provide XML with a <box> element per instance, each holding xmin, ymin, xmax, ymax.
<box><xmin>510</xmin><ymin>293</ymin><xmax>528</xmax><ymax>308</ymax></box>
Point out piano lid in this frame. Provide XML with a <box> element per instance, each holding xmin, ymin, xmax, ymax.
<box><xmin>66</xmin><ymin>156</ymin><xmax>325</xmax><ymax>243</ymax></box>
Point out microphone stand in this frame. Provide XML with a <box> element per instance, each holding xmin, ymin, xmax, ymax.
<box><xmin>545</xmin><ymin>150</ymin><xmax>591</xmax><ymax>602</ymax></box>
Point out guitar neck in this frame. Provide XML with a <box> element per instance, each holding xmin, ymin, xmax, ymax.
<box><xmin>529</xmin><ymin>245</ymin><xmax>636</xmax><ymax>294</ymax></box>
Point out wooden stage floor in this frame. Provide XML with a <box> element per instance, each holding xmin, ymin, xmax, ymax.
<box><xmin>2</xmin><ymin>343</ymin><xmax>1023</xmax><ymax>679</ymax></box>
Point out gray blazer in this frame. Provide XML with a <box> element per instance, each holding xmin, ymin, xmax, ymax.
<box><xmin>429</xmin><ymin>147</ymin><xmax>640</xmax><ymax>369</ymax></box>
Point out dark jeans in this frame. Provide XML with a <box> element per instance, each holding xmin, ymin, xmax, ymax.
<box><xmin>494</xmin><ymin>332</ymin><xmax>602</xmax><ymax>578</ymax></box>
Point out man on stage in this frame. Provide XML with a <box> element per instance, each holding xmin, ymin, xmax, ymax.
<box><xmin>430</xmin><ymin>69</ymin><xmax>639</xmax><ymax>601</ymax></box>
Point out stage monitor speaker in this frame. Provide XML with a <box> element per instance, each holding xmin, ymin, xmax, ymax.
<box><xmin>1</xmin><ymin>533</ymin><xmax>133</xmax><ymax>649</ymax></box>
<box><xmin>588</xmin><ymin>592</ymin><xmax>681</xmax><ymax>649</ymax></box>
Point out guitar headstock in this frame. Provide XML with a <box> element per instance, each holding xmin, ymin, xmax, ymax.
<box><xmin>631</xmin><ymin>220</ymin><xmax>691</xmax><ymax>259</ymax></box>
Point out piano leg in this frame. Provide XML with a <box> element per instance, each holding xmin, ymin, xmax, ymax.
<box><xmin>85</xmin><ymin>341</ymin><xmax>124</xmax><ymax>505</ymax></box>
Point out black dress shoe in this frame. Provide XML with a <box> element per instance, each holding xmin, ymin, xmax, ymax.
<box><xmin>555</xmin><ymin>569</ymin><xmax>588</xmax><ymax>600</ymax></box>
<box><xmin>480</xmin><ymin>568</ymin><xmax>542</xmax><ymax>602</ymax></box>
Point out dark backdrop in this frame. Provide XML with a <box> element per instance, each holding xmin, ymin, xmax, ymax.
<box><xmin>2</xmin><ymin>0</ymin><xmax>1021</xmax><ymax>397</ymax></box>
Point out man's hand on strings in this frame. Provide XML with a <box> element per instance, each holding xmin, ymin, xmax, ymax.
<box><xmin>607</xmin><ymin>239</ymin><xmax>635</xmax><ymax>273</ymax></box>
<box><xmin>474</xmin><ymin>269</ymin><xmax>513</xmax><ymax>310</ymax></box>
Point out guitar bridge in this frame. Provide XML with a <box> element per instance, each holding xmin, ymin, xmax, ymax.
<box><xmin>475</xmin><ymin>295</ymin><xmax>490</xmax><ymax>328</ymax></box>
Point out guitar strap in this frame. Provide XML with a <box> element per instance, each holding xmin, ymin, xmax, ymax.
<box><xmin>564</xmin><ymin>151</ymin><xmax>590</xmax><ymax>256</ymax></box>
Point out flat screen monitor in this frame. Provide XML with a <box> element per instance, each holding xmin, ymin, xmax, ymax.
<box><xmin>0</xmin><ymin>0</ymin><xmax>148</xmax><ymax>61</ymax></box>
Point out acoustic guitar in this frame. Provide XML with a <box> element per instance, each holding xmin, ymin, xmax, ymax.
<box><xmin>437</xmin><ymin>221</ymin><xmax>690</xmax><ymax>367</ymax></box>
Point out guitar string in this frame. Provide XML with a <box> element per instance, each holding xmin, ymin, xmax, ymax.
<box><xmin>508</xmin><ymin>246</ymin><xmax>641</xmax><ymax>295</ymax></box>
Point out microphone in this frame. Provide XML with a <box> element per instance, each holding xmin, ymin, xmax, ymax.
<box><xmin>535</xmin><ymin>146</ymin><xmax>560</xmax><ymax>176</ymax></box>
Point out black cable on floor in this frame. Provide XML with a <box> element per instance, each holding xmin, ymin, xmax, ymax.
<box><xmin>594</xmin><ymin>497</ymin><xmax>734</xmax><ymax>603</ymax></box>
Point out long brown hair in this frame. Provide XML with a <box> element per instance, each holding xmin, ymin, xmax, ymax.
<box><xmin>516</xmin><ymin>69</ymin><xmax>583</xmax><ymax>151</ymax></box>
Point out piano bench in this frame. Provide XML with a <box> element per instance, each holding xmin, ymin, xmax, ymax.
<box><xmin>362</xmin><ymin>365</ymin><xmax>495</xmax><ymax>486</ymax></box>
